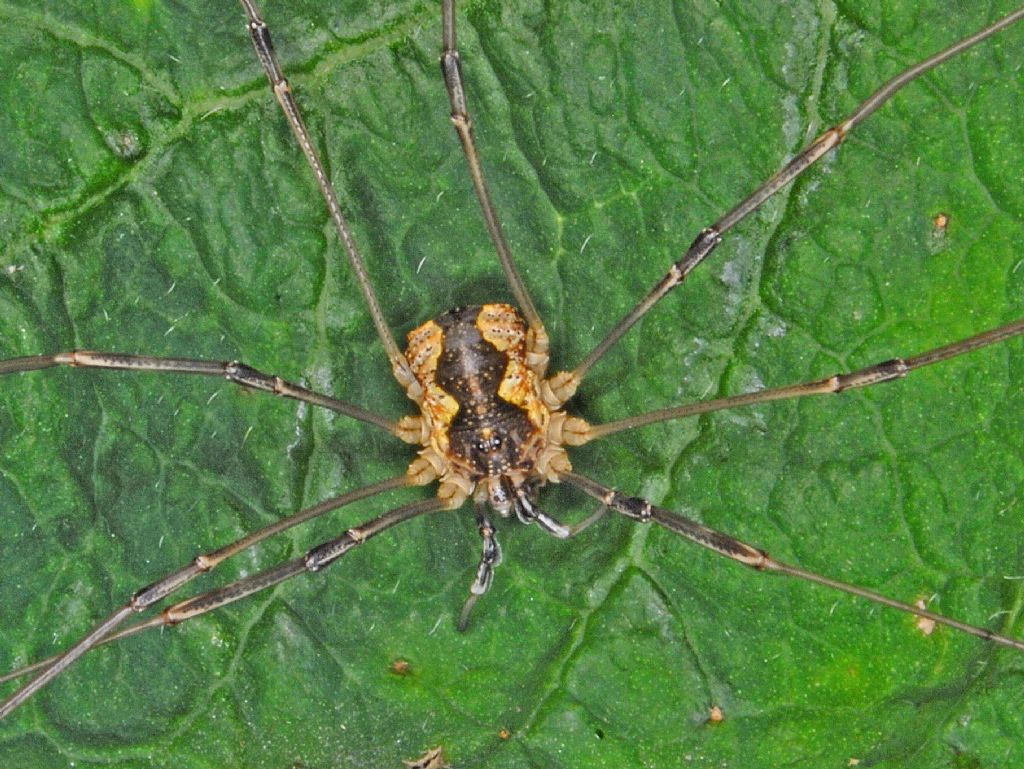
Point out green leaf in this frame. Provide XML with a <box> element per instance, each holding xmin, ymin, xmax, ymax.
<box><xmin>1</xmin><ymin>1</ymin><xmax>1022</xmax><ymax>767</ymax></box>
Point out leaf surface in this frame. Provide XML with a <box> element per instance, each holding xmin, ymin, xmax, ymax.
<box><xmin>0</xmin><ymin>1</ymin><xmax>1022</xmax><ymax>768</ymax></box>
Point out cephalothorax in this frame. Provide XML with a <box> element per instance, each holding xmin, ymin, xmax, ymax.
<box><xmin>400</xmin><ymin>303</ymin><xmax>577</xmax><ymax>514</ymax></box>
<box><xmin>1</xmin><ymin>4</ymin><xmax>1023</xmax><ymax>761</ymax></box>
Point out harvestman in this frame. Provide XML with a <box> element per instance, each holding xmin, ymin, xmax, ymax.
<box><xmin>1</xmin><ymin>0</ymin><xmax>1024</xmax><ymax>721</ymax></box>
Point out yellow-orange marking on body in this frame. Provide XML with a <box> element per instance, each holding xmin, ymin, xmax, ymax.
<box><xmin>405</xmin><ymin>319</ymin><xmax>457</xmax><ymax>454</ymax></box>
<box><xmin>477</xmin><ymin>303</ymin><xmax>548</xmax><ymax>432</ymax></box>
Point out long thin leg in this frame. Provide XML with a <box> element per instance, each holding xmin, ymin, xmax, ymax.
<box><xmin>440</xmin><ymin>0</ymin><xmax>543</xmax><ymax>333</ymax></box>
<box><xmin>570</xmin><ymin>7</ymin><xmax>1024</xmax><ymax>383</ymax></box>
<box><xmin>0</xmin><ymin>351</ymin><xmax>400</xmax><ymax>434</ymax></box>
<box><xmin>578</xmin><ymin>317</ymin><xmax>1024</xmax><ymax>442</ymax></box>
<box><xmin>564</xmin><ymin>471</ymin><xmax>1024</xmax><ymax>652</ymax></box>
<box><xmin>2</xmin><ymin>497</ymin><xmax>446</xmax><ymax>695</ymax></box>
<box><xmin>0</xmin><ymin>475</ymin><xmax>413</xmax><ymax>719</ymax></box>
<box><xmin>139</xmin><ymin>497</ymin><xmax>443</xmax><ymax>625</ymax></box>
<box><xmin>239</xmin><ymin>0</ymin><xmax>414</xmax><ymax>385</ymax></box>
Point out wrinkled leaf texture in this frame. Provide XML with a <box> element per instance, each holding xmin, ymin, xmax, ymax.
<box><xmin>0</xmin><ymin>1</ymin><xmax>1022</xmax><ymax>768</ymax></box>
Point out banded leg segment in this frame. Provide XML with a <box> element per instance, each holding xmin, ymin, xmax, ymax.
<box><xmin>0</xmin><ymin>476</ymin><xmax>413</xmax><ymax>719</ymax></box>
<box><xmin>564</xmin><ymin>471</ymin><xmax>1024</xmax><ymax>652</ymax></box>
<box><xmin>579</xmin><ymin>317</ymin><xmax>1024</xmax><ymax>442</ymax></box>
<box><xmin>0</xmin><ymin>351</ymin><xmax>399</xmax><ymax>435</ymax></box>
<box><xmin>570</xmin><ymin>7</ymin><xmax>1024</xmax><ymax>382</ymax></box>
<box><xmin>148</xmin><ymin>497</ymin><xmax>443</xmax><ymax>626</ymax></box>
<box><xmin>238</xmin><ymin>0</ymin><xmax>414</xmax><ymax>385</ymax></box>
<box><xmin>23</xmin><ymin>497</ymin><xmax>444</xmax><ymax>680</ymax></box>
<box><xmin>441</xmin><ymin>0</ymin><xmax>543</xmax><ymax>333</ymax></box>
<box><xmin>458</xmin><ymin>505</ymin><xmax>503</xmax><ymax>631</ymax></box>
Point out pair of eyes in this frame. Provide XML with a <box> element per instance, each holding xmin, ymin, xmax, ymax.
<box><xmin>474</xmin><ymin>434</ymin><xmax>504</xmax><ymax>454</ymax></box>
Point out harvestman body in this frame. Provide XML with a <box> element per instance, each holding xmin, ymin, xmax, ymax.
<box><xmin>1</xmin><ymin>0</ymin><xmax>1024</xmax><ymax>723</ymax></box>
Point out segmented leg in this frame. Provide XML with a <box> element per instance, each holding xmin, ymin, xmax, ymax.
<box><xmin>440</xmin><ymin>0</ymin><xmax>543</xmax><ymax>333</ymax></box>
<box><xmin>564</xmin><ymin>471</ymin><xmax>1024</xmax><ymax>652</ymax></box>
<box><xmin>0</xmin><ymin>476</ymin><xmax>413</xmax><ymax>719</ymax></box>
<box><xmin>239</xmin><ymin>0</ymin><xmax>414</xmax><ymax>385</ymax></box>
<box><xmin>458</xmin><ymin>505</ymin><xmax>503</xmax><ymax>631</ymax></box>
<box><xmin>570</xmin><ymin>7</ymin><xmax>1024</xmax><ymax>383</ymax></box>
<box><xmin>0</xmin><ymin>351</ymin><xmax>399</xmax><ymax>434</ymax></box>
<box><xmin>140</xmin><ymin>498</ymin><xmax>443</xmax><ymax>625</ymax></box>
<box><xmin>577</xmin><ymin>317</ymin><xmax>1024</xmax><ymax>442</ymax></box>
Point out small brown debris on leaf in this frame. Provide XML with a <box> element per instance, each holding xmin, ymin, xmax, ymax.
<box><xmin>390</xmin><ymin>658</ymin><xmax>412</xmax><ymax>675</ymax></box>
<box><xmin>708</xmin><ymin>705</ymin><xmax>724</xmax><ymax>724</ymax></box>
